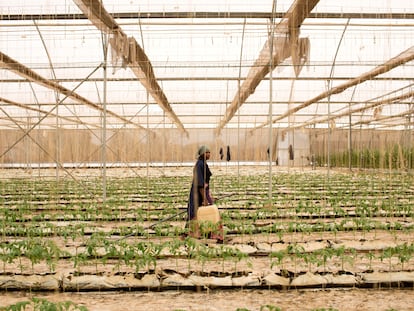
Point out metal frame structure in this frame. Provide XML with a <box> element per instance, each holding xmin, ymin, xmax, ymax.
<box><xmin>1</xmin><ymin>1</ymin><xmax>413</xmax><ymax>133</ymax></box>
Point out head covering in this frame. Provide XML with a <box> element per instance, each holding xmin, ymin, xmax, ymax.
<box><xmin>197</xmin><ymin>145</ymin><xmax>210</xmax><ymax>156</ymax></box>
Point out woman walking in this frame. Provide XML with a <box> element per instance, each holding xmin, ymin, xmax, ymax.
<box><xmin>186</xmin><ymin>145</ymin><xmax>223</xmax><ymax>242</ymax></box>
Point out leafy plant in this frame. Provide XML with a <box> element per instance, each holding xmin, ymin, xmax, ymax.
<box><xmin>0</xmin><ymin>297</ymin><xmax>88</xmax><ymax>311</ymax></box>
<box><xmin>260</xmin><ymin>305</ymin><xmax>282</xmax><ymax>311</ymax></box>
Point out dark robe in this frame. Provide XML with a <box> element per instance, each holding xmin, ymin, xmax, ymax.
<box><xmin>187</xmin><ymin>157</ymin><xmax>212</xmax><ymax>220</ymax></box>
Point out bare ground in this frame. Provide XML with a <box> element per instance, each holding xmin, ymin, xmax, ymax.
<box><xmin>1</xmin><ymin>287</ymin><xmax>414</xmax><ymax>311</ymax></box>
<box><xmin>1</xmin><ymin>166</ymin><xmax>413</xmax><ymax>310</ymax></box>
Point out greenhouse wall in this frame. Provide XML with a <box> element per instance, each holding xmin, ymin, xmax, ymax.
<box><xmin>276</xmin><ymin>130</ymin><xmax>310</xmax><ymax>167</ymax></box>
<box><xmin>0</xmin><ymin>127</ymin><xmax>312</xmax><ymax>165</ymax></box>
<box><xmin>311</xmin><ymin>129</ymin><xmax>414</xmax><ymax>169</ymax></box>
<box><xmin>2</xmin><ymin>127</ymin><xmax>413</xmax><ymax>168</ymax></box>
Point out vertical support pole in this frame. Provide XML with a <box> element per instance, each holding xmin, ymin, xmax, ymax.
<box><xmin>101</xmin><ymin>34</ymin><xmax>108</xmax><ymax>203</ymax></box>
<box><xmin>268</xmin><ymin>0</ymin><xmax>277</xmax><ymax>202</ymax></box>
<box><xmin>236</xmin><ymin>19</ymin><xmax>247</xmax><ymax>182</ymax></box>
<box><xmin>348</xmin><ymin>103</ymin><xmax>352</xmax><ymax>171</ymax></box>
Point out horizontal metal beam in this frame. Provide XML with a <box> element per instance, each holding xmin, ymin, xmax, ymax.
<box><xmin>261</xmin><ymin>46</ymin><xmax>414</xmax><ymax>127</ymax></box>
<box><xmin>0</xmin><ymin>96</ymin><xmax>100</xmax><ymax>128</ymax></box>
<box><xmin>0</xmin><ymin>52</ymin><xmax>149</xmax><ymax>130</ymax></box>
<box><xmin>3</xmin><ymin>100</ymin><xmax>412</xmax><ymax>107</ymax></box>
<box><xmin>2</xmin><ymin>12</ymin><xmax>414</xmax><ymax>21</ymax></box>
<box><xmin>2</xmin><ymin>76</ymin><xmax>412</xmax><ymax>84</ymax></box>
<box><xmin>73</xmin><ymin>0</ymin><xmax>187</xmax><ymax>136</ymax></box>
<box><xmin>216</xmin><ymin>0</ymin><xmax>320</xmax><ymax>134</ymax></box>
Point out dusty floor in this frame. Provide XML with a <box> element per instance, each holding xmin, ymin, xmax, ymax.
<box><xmin>1</xmin><ymin>166</ymin><xmax>413</xmax><ymax>310</ymax></box>
<box><xmin>1</xmin><ymin>288</ymin><xmax>414</xmax><ymax>311</ymax></box>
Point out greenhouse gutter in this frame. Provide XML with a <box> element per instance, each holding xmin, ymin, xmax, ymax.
<box><xmin>0</xmin><ymin>52</ymin><xmax>149</xmax><ymax>131</ymax></box>
<box><xmin>0</xmin><ymin>96</ymin><xmax>100</xmax><ymax>129</ymax></box>
<box><xmin>265</xmin><ymin>45</ymin><xmax>414</xmax><ymax>126</ymax></box>
<box><xmin>216</xmin><ymin>0</ymin><xmax>319</xmax><ymax>135</ymax></box>
<box><xmin>73</xmin><ymin>0</ymin><xmax>188</xmax><ymax>136</ymax></box>
<box><xmin>0</xmin><ymin>161</ymin><xmax>275</xmax><ymax>169</ymax></box>
<box><xmin>288</xmin><ymin>88</ymin><xmax>414</xmax><ymax>131</ymax></box>
<box><xmin>2</xmin><ymin>12</ymin><xmax>414</xmax><ymax>21</ymax></box>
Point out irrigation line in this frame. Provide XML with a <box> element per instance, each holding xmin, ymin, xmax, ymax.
<box><xmin>116</xmin><ymin>210</ymin><xmax>187</xmax><ymax>242</ymax></box>
<box><xmin>115</xmin><ymin>193</ymin><xmax>235</xmax><ymax>242</ymax></box>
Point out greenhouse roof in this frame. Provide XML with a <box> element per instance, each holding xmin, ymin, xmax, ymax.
<box><xmin>1</xmin><ymin>0</ymin><xmax>413</xmax><ymax>134</ymax></box>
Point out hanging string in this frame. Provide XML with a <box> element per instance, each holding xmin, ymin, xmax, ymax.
<box><xmin>100</xmin><ymin>31</ymin><xmax>110</xmax><ymax>204</ymax></box>
<box><xmin>267</xmin><ymin>0</ymin><xmax>278</xmax><ymax>201</ymax></box>
<box><xmin>326</xmin><ymin>18</ymin><xmax>350</xmax><ymax>179</ymax></box>
<box><xmin>237</xmin><ymin>18</ymin><xmax>247</xmax><ymax>182</ymax></box>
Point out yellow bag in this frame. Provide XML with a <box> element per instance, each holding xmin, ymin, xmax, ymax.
<box><xmin>197</xmin><ymin>204</ymin><xmax>220</xmax><ymax>223</ymax></box>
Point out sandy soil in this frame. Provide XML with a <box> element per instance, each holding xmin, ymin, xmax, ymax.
<box><xmin>1</xmin><ymin>166</ymin><xmax>413</xmax><ymax>310</ymax></box>
<box><xmin>1</xmin><ymin>288</ymin><xmax>413</xmax><ymax>311</ymax></box>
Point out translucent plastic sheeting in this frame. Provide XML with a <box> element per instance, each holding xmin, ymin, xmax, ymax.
<box><xmin>0</xmin><ymin>0</ymin><xmax>413</xmax><ymax>132</ymax></box>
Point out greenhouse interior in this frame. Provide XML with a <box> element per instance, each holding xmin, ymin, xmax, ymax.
<box><xmin>0</xmin><ymin>1</ymin><xmax>413</xmax><ymax>310</ymax></box>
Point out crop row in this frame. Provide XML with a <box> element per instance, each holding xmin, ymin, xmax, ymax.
<box><xmin>1</xmin><ymin>172</ymin><xmax>412</xmax><ymax>203</ymax></box>
<box><xmin>0</xmin><ymin>215</ymin><xmax>413</xmax><ymax>241</ymax></box>
<box><xmin>1</xmin><ymin>235</ymin><xmax>413</xmax><ymax>275</ymax></box>
<box><xmin>1</xmin><ymin>168</ymin><xmax>413</xmax><ymax>279</ymax></box>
